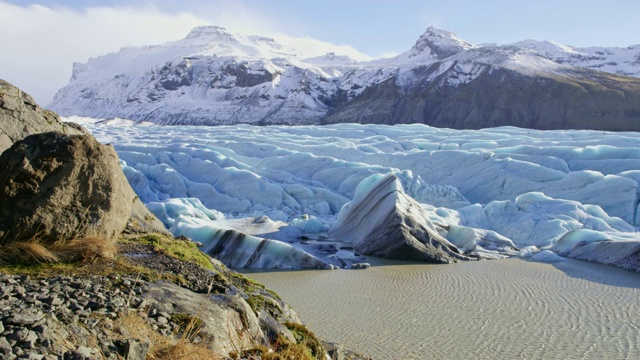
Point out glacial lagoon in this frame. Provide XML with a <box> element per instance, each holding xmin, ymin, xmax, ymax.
<box><xmin>245</xmin><ymin>258</ymin><xmax>640</xmax><ymax>359</ymax></box>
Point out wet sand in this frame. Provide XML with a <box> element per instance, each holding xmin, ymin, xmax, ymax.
<box><xmin>243</xmin><ymin>258</ymin><xmax>640</xmax><ymax>359</ymax></box>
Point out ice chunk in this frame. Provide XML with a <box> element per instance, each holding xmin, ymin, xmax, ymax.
<box><xmin>553</xmin><ymin>230</ymin><xmax>640</xmax><ymax>272</ymax></box>
<box><xmin>396</xmin><ymin>171</ymin><xmax>471</xmax><ymax>209</ymax></box>
<box><xmin>172</xmin><ymin>218</ymin><xmax>333</xmax><ymax>269</ymax></box>
<box><xmin>517</xmin><ymin>246</ymin><xmax>539</xmax><ymax>258</ymax></box>
<box><xmin>291</xmin><ymin>214</ymin><xmax>328</xmax><ymax>233</ymax></box>
<box><xmin>147</xmin><ymin>198</ymin><xmax>224</xmax><ymax>228</ymax></box>
<box><xmin>446</xmin><ymin>225</ymin><xmax>517</xmax><ymax>256</ymax></box>
<box><xmin>336</xmin><ymin>250</ymin><xmax>356</xmax><ymax>260</ymax></box>
<box><xmin>457</xmin><ymin>204</ymin><xmax>489</xmax><ymax>229</ymax></box>
<box><xmin>483</xmin><ymin>192</ymin><xmax>633</xmax><ymax>248</ymax></box>
<box><xmin>330</xmin><ymin>174</ymin><xmax>471</xmax><ymax>263</ymax></box>
<box><xmin>552</xmin><ymin>229</ymin><xmax>612</xmax><ymax>255</ymax></box>
<box><xmin>531</xmin><ymin>250</ymin><xmax>565</xmax><ymax>263</ymax></box>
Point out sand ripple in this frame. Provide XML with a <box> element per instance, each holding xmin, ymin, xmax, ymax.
<box><xmin>244</xmin><ymin>258</ymin><xmax>640</xmax><ymax>359</ymax></box>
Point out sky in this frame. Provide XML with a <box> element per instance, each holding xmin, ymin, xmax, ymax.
<box><xmin>1</xmin><ymin>0</ymin><xmax>639</xmax><ymax>105</ymax></box>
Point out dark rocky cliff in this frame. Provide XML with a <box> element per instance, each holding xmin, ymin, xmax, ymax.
<box><xmin>323</xmin><ymin>64</ymin><xmax>640</xmax><ymax>131</ymax></box>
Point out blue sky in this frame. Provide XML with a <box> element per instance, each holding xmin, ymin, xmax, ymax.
<box><xmin>2</xmin><ymin>0</ymin><xmax>639</xmax><ymax>104</ymax></box>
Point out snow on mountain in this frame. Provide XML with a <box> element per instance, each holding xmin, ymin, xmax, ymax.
<box><xmin>52</xmin><ymin>26</ymin><xmax>342</xmax><ymax>125</ymax></box>
<box><xmin>50</xmin><ymin>25</ymin><xmax>640</xmax><ymax>128</ymax></box>
<box><xmin>510</xmin><ymin>39</ymin><xmax>640</xmax><ymax>77</ymax></box>
<box><xmin>71</xmin><ymin>26</ymin><xmax>297</xmax><ymax>82</ymax></box>
<box><xmin>68</xmin><ymin>117</ymin><xmax>640</xmax><ymax>271</ymax></box>
<box><xmin>304</xmin><ymin>52</ymin><xmax>360</xmax><ymax>67</ymax></box>
<box><xmin>178</xmin><ymin>26</ymin><xmax>297</xmax><ymax>58</ymax></box>
<box><xmin>392</xmin><ymin>46</ymin><xmax>569</xmax><ymax>90</ymax></box>
<box><xmin>394</xmin><ymin>26</ymin><xmax>477</xmax><ymax>64</ymax></box>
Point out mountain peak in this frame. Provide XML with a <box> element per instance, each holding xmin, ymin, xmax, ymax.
<box><xmin>409</xmin><ymin>26</ymin><xmax>475</xmax><ymax>60</ymax></box>
<box><xmin>185</xmin><ymin>25</ymin><xmax>233</xmax><ymax>40</ymax></box>
<box><xmin>177</xmin><ymin>25</ymin><xmax>295</xmax><ymax>59</ymax></box>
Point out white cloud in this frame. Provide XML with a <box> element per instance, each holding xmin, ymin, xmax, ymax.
<box><xmin>374</xmin><ymin>51</ymin><xmax>401</xmax><ymax>60</ymax></box>
<box><xmin>420</xmin><ymin>9</ymin><xmax>444</xmax><ymax>29</ymax></box>
<box><xmin>272</xmin><ymin>34</ymin><xmax>372</xmax><ymax>61</ymax></box>
<box><xmin>0</xmin><ymin>1</ymin><xmax>372</xmax><ymax>105</ymax></box>
<box><xmin>0</xmin><ymin>2</ymin><xmax>208</xmax><ymax>104</ymax></box>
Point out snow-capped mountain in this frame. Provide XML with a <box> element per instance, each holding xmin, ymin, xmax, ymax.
<box><xmin>52</xmin><ymin>26</ymin><xmax>347</xmax><ymax>125</ymax></box>
<box><xmin>50</xmin><ymin>25</ymin><xmax>640</xmax><ymax>130</ymax></box>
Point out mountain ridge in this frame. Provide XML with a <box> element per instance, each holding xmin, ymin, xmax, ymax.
<box><xmin>49</xmin><ymin>25</ymin><xmax>640</xmax><ymax>130</ymax></box>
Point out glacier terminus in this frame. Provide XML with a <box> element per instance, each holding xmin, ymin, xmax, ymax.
<box><xmin>67</xmin><ymin>117</ymin><xmax>640</xmax><ymax>272</ymax></box>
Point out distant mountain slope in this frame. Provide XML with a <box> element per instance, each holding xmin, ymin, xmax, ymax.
<box><xmin>50</xmin><ymin>25</ymin><xmax>640</xmax><ymax>130</ymax></box>
<box><xmin>323</xmin><ymin>48</ymin><xmax>640</xmax><ymax>130</ymax></box>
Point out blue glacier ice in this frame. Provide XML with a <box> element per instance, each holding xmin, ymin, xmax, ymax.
<box><xmin>66</xmin><ymin>117</ymin><xmax>640</xmax><ymax>271</ymax></box>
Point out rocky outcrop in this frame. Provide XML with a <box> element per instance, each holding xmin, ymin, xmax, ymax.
<box><xmin>236</xmin><ymin>62</ymin><xmax>276</xmax><ymax>87</ymax></box>
<box><xmin>0</xmin><ymin>235</ymin><xmax>337</xmax><ymax>359</ymax></box>
<box><xmin>158</xmin><ymin>61</ymin><xmax>193</xmax><ymax>91</ymax></box>
<box><xmin>0</xmin><ymin>132</ymin><xmax>136</xmax><ymax>245</ymax></box>
<box><xmin>0</xmin><ymin>79</ymin><xmax>168</xmax><ymax>239</ymax></box>
<box><xmin>0</xmin><ymin>79</ymin><xmax>86</xmax><ymax>154</ymax></box>
<box><xmin>329</xmin><ymin>174</ymin><xmax>472</xmax><ymax>263</ymax></box>
<box><xmin>144</xmin><ymin>282</ymin><xmax>268</xmax><ymax>354</ymax></box>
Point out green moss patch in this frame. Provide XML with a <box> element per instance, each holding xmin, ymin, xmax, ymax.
<box><xmin>285</xmin><ymin>322</ymin><xmax>326</xmax><ymax>359</ymax></box>
<box><xmin>123</xmin><ymin>234</ymin><xmax>214</xmax><ymax>270</ymax></box>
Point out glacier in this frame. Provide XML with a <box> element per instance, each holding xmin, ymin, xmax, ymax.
<box><xmin>66</xmin><ymin>116</ymin><xmax>640</xmax><ymax>271</ymax></box>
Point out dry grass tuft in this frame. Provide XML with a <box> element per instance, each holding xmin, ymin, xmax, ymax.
<box><xmin>0</xmin><ymin>236</ymin><xmax>115</xmax><ymax>265</ymax></box>
<box><xmin>50</xmin><ymin>237</ymin><xmax>117</xmax><ymax>261</ymax></box>
<box><xmin>0</xmin><ymin>241</ymin><xmax>59</xmax><ymax>264</ymax></box>
<box><xmin>120</xmin><ymin>312</ymin><xmax>219</xmax><ymax>360</ymax></box>
<box><xmin>153</xmin><ymin>340</ymin><xmax>220</xmax><ymax>360</ymax></box>
<box><xmin>230</xmin><ymin>322</ymin><xmax>326</xmax><ymax>360</ymax></box>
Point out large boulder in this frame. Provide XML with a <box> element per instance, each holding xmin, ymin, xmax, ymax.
<box><xmin>0</xmin><ymin>79</ymin><xmax>86</xmax><ymax>154</ymax></box>
<box><xmin>329</xmin><ymin>173</ymin><xmax>473</xmax><ymax>263</ymax></box>
<box><xmin>0</xmin><ymin>132</ymin><xmax>136</xmax><ymax>245</ymax></box>
<box><xmin>144</xmin><ymin>282</ymin><xmax>267</xmax><ymax>355</ymax></box>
